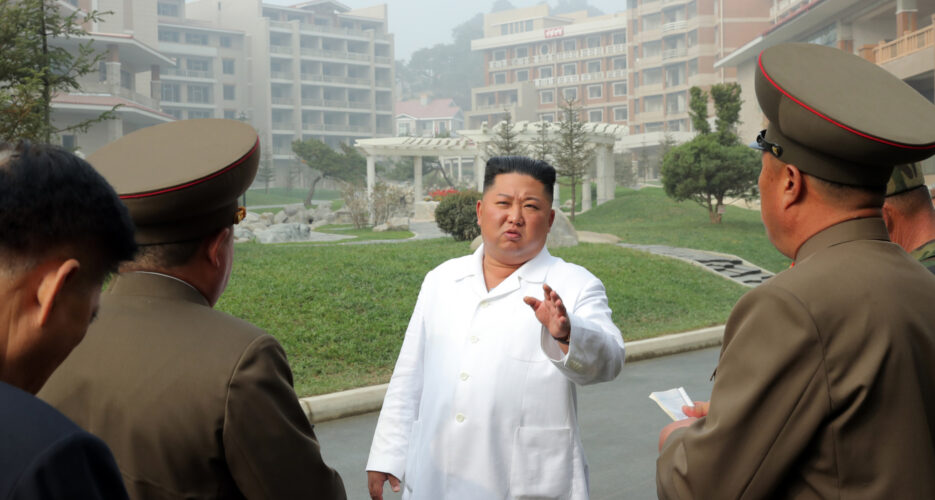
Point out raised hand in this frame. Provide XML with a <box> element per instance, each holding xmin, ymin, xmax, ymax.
<box><xmin>523</xmin><ymin>283</ymin><xmax>571</xmax><ymax>343</ymax></box>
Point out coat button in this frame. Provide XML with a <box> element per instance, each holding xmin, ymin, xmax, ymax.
<box><xmin>456</xmin><ymin>413</ymin><xmax>465</xmax><ymax>423</ymax></box>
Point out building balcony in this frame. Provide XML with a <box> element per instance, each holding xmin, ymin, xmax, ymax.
<box><xmin>637</xmin><ymin>109</ymin><xmax>665</xmax><ymax>123</ymax></box>
<box><xmin>270</xmin><ymin>45</ymin><xmax>293</xmax><ymax>55</ymax></box>
<box><xmin>661</xmin><ymin>0</ymin><xmax>693</xmax><ymax>5</ymax></box>
<box><xmin>606</xmin><ymin>69</ymin><xmax>628</xmax><ymax>80</ymax></box>
<box><xmin>770</xmin><ymin>0</ymin><xmax>808</xmax><ymax>22</ymax></box>
<box><xmin>662</xmin><ymin>20</ymin><xmax>688</xmax><ymax>33</ymax></box>
<box><xmin>556</xmin><ymin>74</ymin><xmax>580</xmax><ymax>85</ymax></box>
<box><xmin>532</xmin><ymin>52</ymin><xmax>556</xmax><ymax>64</ymax></box>
<box><xmin>556</xmin><ymin>50</ymin><xmax>579</xmax><ymax>62</ymax></box>
<box><xmin>271</xmin><ymin>97</ymin><xmax>293</xmax><ymax>106</ymax></box>
<box><xmin>270</xmin><ymin>71</ymin><xmax>293</xmax><ymax>80</ymax></box>
<box><xmin>489</xmin><ymin>59</ymin><xmax>509</xmax><ymax>70</ymax></box>
<box><xmin>638</xmin><ymin>0</ymin><xmax>664</xmax><ymax>15</ymax></box>
<box><xmin>300</xmin><ymin>47</ymin><xmax>371</xmax><ymax>62</ymax></box>
<box><xmin>605</xmin><ymin>44</ymin><xmax>627</xmax><ymax>56</ymax></box>
<box><xmin>866</xmin><ymin>16</ymin><xmax>935</xmax><ymax>66</ymax></box>
<box><xmin>639</xmin><ymin>82</ymin><xmax>664</xmax><ymax>94</ymax></box>
<box><xmin>162</xmin><ymin>68</ymin><xmax>214</xmax><ymax>80</ymax></box>
<box><xmin>81</xmin><ymin>81</ymin><xmax>160</xmax><ymax>110</ymax></box>
<box><xmin>376</xmin><ymin>103</ymin><xmax>393</xmax><ymax>111</ymax></box>
<box><xmin>322</xmin><ymin>124</ymin><xmax>372</xmax><ymax>133</ymax></box>
<box><xmin>636</xmin><ymin>53</ymin><xmax>663</xmax><ymax>68</ymax></box>
<box><xmin>579</xmin><ymin>47</ymin><xmax>603</xmax><ymax>58</ymax></box>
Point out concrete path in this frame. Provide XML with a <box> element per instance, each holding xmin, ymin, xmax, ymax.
<box><xmin>314</xmin><ymin>346</ymin><xmax>720</xmax><ymax>500</ymax></box>
<box><xmin>617</xmin><ymin>243</ymin><xmax>773</xmax><ymax>287</ymax></box>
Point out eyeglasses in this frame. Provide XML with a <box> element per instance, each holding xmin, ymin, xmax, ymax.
<box><xmin>754</xmin><ymin>129</ymin><xmax>783</xmax><ymax>158</ymax></box>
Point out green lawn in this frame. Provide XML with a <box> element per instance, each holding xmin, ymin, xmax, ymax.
<box><xmin>575</xmin><ymin>187</ymin><xmax>791</xmax><ymax>273</ymax></box>
<box><xmin>244</xmin><ymin>187</ymin><xmax>341</xmax><ymax>207</ymax></box>
<box><xmin>218</xmin><ymin>239</ymin><xmax>746</xmax><ymax>396</ymax></box>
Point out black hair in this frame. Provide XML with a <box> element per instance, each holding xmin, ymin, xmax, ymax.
<box><xmin>483</xmin><ymin>156</ymin><xmax>556</xmax><ymax>200</ymax></box>
<box><xmin>0</xmin><ymin>141</ymin><xmax>137</xmax><ymax>278</ymax></box>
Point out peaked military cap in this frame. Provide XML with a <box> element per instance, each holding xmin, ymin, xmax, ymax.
<box><xmin>88</xmin><ymin>119</ymin><xmax>260</xmax><ymax>245</ymax></box>
<box><xmin>886</xmin><ymin>163</ymin><xmax>926</xmax><ymax>196</ymax></box>
<box><xmin>752</xmin><ymin>43</ymin><xmax>935</xmax><ymax>187</ymax></box>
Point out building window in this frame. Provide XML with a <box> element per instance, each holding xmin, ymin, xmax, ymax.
<box><xmin>586</xmin><ymin>60</ymin><xmax>601</xmax><ymax>73</ymax></box>
<box><xmin>613</xmin><ymin>57</ymin><xmax>627</xmax><ymax>70</ymax></box>
<box><xmin>612</xmin><ymin>30</ymin><xmax>626</xmax><ymax>45</ymax></box>
<box><xmin>223</xmin><ymin>85</ymin><xmax>235</xmax><ymax>100</ymax></box>
<box><xmin>493</xmin><ymin>50</ymin><xmax>506</xmax><ymax>61</ymax></box>
<box><xmin>643</xmin><ymin>68</ymin><xmax>663</xmax><ymax>85</ymax></box>
<box><xmin>539</xmin><ymin>43</ymin><xmax>550</xmax><ymax>55</ymax></box>
<box><xmin>540</xmin><ymin>90</ymin><xmax>554</xmax><ymax>104</ymax></box>
<box><xmin>587</xmin><ymin>36</ymin><xmax>601</xmax><ymax>48</ymax></box>
<box><xmin>562</xmin><ymin>39</ymin><xmax>576</xmax><ymax>52</ymax></box>
<box><xmin>516</xmin><ymin>69</ymin><xmax>529</xmax><ymax>82</ymax></box>
<box><xmin>515</xmin><ymin>47</ymin><xmax>528</xmax><ymax>58</ymax></box>
<box><xmin>539</xmin><ymin>113</ymin><xmax>555</xmax><ymax>122</ymax></box>
<box><xmin>187</xmin><ymin>59</ymin><xmax>210</xmax><ymax>72</ymax></box>
<box><xmin>188</xmin><ymin>85</ymin><xmax>210</xmax><ymax>103</ymax></box>
<box><xmin>158</xmin><ymin>28</ymin><xmax>179</xmax><ymax>42</ymax></box>
<box><xmin>613</xmin><ymin>81</ymin><xmax>627</xmax><ymax>96</ymax></box>
<box><xmin>613</xmin><ymin>106</ymin><xmax>628</xmax><ymax>121</ymax></box>
<box><xmin>224</xmin><ymin>109</ymin><xmax>236</xmax><ymax>119</ymax></box>
<box><xmin>588</xmin><ymin>109</ymin><xmax>603</xmax><ymax>122</ymax></box>
<box><xmin>538</xmin><ymin>66</ymin><xmax>552</xmax><ymax>78</ymax></box>
<box><xmin>493</xmin><ymin>72</ymin><xmax>506</xmax><ymax>84</ymax></box>
<box><xmin>562</xmin><ymin>63</ymin><xmax>576</xmax><ymax>75</ymax></box>
<box><xmin>220</xmin><ymin>36</ymin><xmax>232</xmax><ymax>48</ymax></box>
<box><xmin>161</xmin><ymin>83</ymin><xmax>180</xmax><ymax>102</ymax></box>
<box><xmin>525</xmin><ymin>20</ymin><xmax>533</xmax><ymax>31</ymax></box>
<box><xmin>588</xmin><ymin>85</ymin><xmax>602</xmax><ymax>99</ymax></box>
<box><xmin>562</xmin><ymin>87</ymin><xmax>577</xmax><ymax>102</ymax></box>
<box><xmin>189</xmin><ymin>110</ymin><xmax>213</xmax><ymax>119</ymax></box>
<box><xmin>222</xmin><ymin>59</ymin><xmax>235</xmax><ymax>75</ymax></box>
<box><xmin>666</xmin><ymin>91</ymin><xmax>686</xmax><ymax>113</ymax></box>
<box><xmin>185</xmin><ymin>33</ymin><xmax>209</xmax><ymax>45</ymax></box>
<box><xmin>157</xmin><ymin>2</ymin><xmax>179</xmax><ymax>17</ymax></box>
<box><xmin>644</xmin><ymin>95</ymin><xmax>664</xmax><ymax>112</ymax></box>
<box><xmin>165</xmin><ymin>108</ymin><xmax>182</xmax><ymax>120</ymax></box>
<box><xmin>501</xmin><ymin>25</ymin><xmax>509</xmax><ymax>35</ymax></box>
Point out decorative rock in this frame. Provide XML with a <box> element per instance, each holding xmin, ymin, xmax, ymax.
<box><xmin>387</xmin><ymin>217</ymin><xmax>409</xmax><ymax>231</ymax></box>
<box><xmin>577</xmin><ymin>231</ymin><xmax>621</xmax><ymax>244</ymax></box>
<box><xmin>273</xmin><ymin>210</ymin><xmax>288</xmax><ymax>224</ymax></box>
<box><xmin>373</xmin><ymin>223</ymin><xmax>390</xmax><ymax>232</ymax></box>
<box><xmin>414</xmin><ymin>201</ymin><xmax>439</xmax><ymax>221</ymax></box>
<box><xmin>233</xmin><ymin>225</ymin><xmax>255</xmax><ymax>241</ymax></box>
<box><xmin>260</xmin><ymin>212</ymin><xmax>275</xmax><ymax>224</ymax></box>
<box><xmin>243</xmin><ymin>211</ymin><xmax>261</xmax><ymax>224</ymax></box>
<box><xmin>283</xmin><ymin>204</ymin><xmax>302</xmax><ymax>217</ymax></box>
<box><xmin>254</xmin><ymin>223</ymin><xmax>312</xmax><ymax>244</ymax></box>
<box><xmin>547</xmin><ymin>210</ymin><xmax>578</xmax><ymax>248</ymax></box>
<box><xmin>562</xmin><ymin>199</ymin><xmax>574</xmax><ymax>210</ymax></box>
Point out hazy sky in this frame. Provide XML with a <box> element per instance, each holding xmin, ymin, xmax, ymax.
<box><xmin>263</xmin><ymin>0</ymin><xmax>626</xmax><ymax>61</ymax></box>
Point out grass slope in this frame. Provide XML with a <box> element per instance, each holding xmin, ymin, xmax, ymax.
<box><xmin>219</xmin><ymin>239</ymin><xmax>746</xmax><ymax>396</ymax></box>
<box><xmin>575</xmin><ymin>187</ymin><xmax>791</xmax><ymax>273</ymax></box>
<box><xmin>244</xmin><ymin>187</ymin><xmax>340</xmax><ymax>207</ymax></box>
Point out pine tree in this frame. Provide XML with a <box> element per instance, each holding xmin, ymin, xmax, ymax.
<box><xmin>485</xmin><ymin>110</ymin><xmax>527</xmax><ymax>157</ymax></box>
<box><xmin>530</xmin><ymin>120</ymin><xmax>553</xmax><ymax>163</ymax></box>
<box><xmin>552</xmin><ymin>98</ymin><xmax>594</xmax><ymax>222</ymax></box>
<box><xmin>0</xmin><ymin>0</ymin><xmax>117</xmax><ymax>142</ymax></box>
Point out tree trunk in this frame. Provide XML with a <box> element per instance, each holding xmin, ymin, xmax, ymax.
<box><xmin>569</xmin><ymin>179</ymin><xmax>577</xmax><ymax>222</ymax></box>
<box><xmin>40</xmin><ymin>0</ymin><xmax>51</xmax><ymax>143</ymax></box>
<box><xmin>304</xmin><ymin>174</ymin><xmax>322</xmax><ymax>208</ymax></box>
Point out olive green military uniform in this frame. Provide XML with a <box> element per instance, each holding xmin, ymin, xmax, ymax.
<box><xmin>657</xmin><ymin>44</ymin><xmax>935</xmax><ymax>498</ymax></box>
<box><xmin>38</xmin><ymin>120</ymin><xmax>345</xmax><ymax>499</ymax></box>
<box><xmin>911</xmin><ymin>238</ymin><xmax>935</xmax><ymax>273</ymax></box>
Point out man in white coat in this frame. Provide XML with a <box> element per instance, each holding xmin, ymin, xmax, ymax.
<box><xmin>367</xmin><ymin>156</ymin><xmax>626</xmax><ymax>500</ymax></box>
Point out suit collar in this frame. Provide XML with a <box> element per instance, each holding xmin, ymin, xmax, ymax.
<box><xmin>796</xmin><ymin>217</ymin><xmax>890</xmax><ymax>263</ymax></box>
<box><xmin>108</xmin><ymin>272</ymin><xmax>210</xmax><ymax>307</ymax></box>
<box><xmin>457</xmin><ymin>244</ymin><xmax>553</xmax><ymax>297</ymax></box>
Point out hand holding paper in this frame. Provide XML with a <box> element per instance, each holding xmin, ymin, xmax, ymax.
<box><xmin>649</xmin><ymin>387</ymin><xmax>694</xmax><ymax>421</ymax></box>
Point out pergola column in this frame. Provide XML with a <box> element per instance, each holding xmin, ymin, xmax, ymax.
<box><xmin>414</xmin><ymin>156</ymin><xmax>423</xmax><ymax>200</ymax></box>
<box><xmin>581</xmin><ymin>172</ymin><xmax>592</xmax><ymax>212</ymax></box>
<box><xmin>595</xmin><ymin>147</ymin><xmax>607</xmax><ymax>206</ymax></box>
<box><xmin>596</xmin><ymin>145</ymin><xmax>614</xmax><ymax>205</ymax></box>
<box><xmin>553</xmin><ymin>184</ymin><xmax>560</xmax><ymax>209</ymax></box>
<box><xmin>475</xmin><ymin>154</ymin><xmax>483</xmax><ymax>191</ymax></box>
<box><xmin>457</xmin><ymin>156</ymin><xmax>463</xmax><ymax>182</ymax></box>
<box><xmin>366</xmin><ymin>155</ymin><xmax>376</xmax><ymax>224</ymax></box>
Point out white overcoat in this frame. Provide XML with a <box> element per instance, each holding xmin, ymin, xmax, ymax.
<box><xmin>367</xmin><ymin>245</ymin><xmax>625</xmax><ymax>500</ymax></box>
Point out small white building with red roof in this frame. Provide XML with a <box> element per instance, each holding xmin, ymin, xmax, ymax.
<box><xmin>395</xmin><ymin>95</ymin><xmax>464</xmax><ymax>137</ymax></box>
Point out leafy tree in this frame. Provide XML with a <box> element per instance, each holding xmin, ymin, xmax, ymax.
<box><xmin>435</xmin><ymin>190</ymin><xmax>482</xmax><ymax>241</ymax></box>
<box><xmin>661</xmin><ymin>85</ymin><xmax>759</xmax><ymax>223</ymax></box>
<box><xmin>486</xmin><ymin>110</ymin><xmax>526</xmax><ymax>157</ymax></box>
<box><xmin>0</xmin><ymin>0</ymin><xmax>117</xmax><ymax>143</ymax></box>
<box><xmin>292</xmin><ymin>138</ymin><xmax>365</xmax><ymax>207</ymax></box>
<box><xmin>530</xmin><ymin>121</ymin><xmax>553</xmax><ymax>163</ymax></box>
<box><xmin>553</xmin><ymin>98</ymin><xmax>594</xmax><ymax>222</ymax></box>
<box><xmin>655</xmin><ymin>132</ymin><xmax>678</xmax><ymax>178</ymax></box>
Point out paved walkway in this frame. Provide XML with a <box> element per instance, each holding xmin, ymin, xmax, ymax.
<box><xmin>617</xmin><ymin>243</ymin><xmax>774</xmax><ymax>286</ymax></box>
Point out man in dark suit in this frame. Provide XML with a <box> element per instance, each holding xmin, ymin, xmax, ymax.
<box><xmin>39</xmin><ymin>119</ymin><xmax>346</xmax><ymax>499</ymax></box>
<box><xmin>0</xmin><ymin>141</ymin><xmax>136</xmax><ymax>498</ymax></box>
<box><xmin>656</xmin><ymin>44</ymin><xmax>935</xmax><ymax>498</ymax></box>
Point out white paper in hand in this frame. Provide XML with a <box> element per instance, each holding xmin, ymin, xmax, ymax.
<box><xmin>649</xmin><ymin>387</ymin><xmax>693</xmax><ymax>421</ymax></box>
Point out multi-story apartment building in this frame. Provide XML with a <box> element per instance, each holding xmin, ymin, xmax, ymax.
<box><xmin>716</xmin><ymin>0</ymin><xmax>935</xmax><ymax>171</ymax></box>
<box><xmin>467</xmin><ymin>2</ymin><xmax>772</xmax><ymax>178</ymax></box>
<box><xmin>467</xmin><ymin>5</ymin><xmax>630</xmax><ymax>129</ymax></box>
<box><xmin>187</xmin><ymin>0</ymin><xmax>395</xmax><ymax>183</ymax></box>
<box><xmin>51</xmin><ymin>0</ymin><xmax>175</xmax><ymax>154</ymax></box>
<box><xmin>154</xmin><ymin>0</ymin><xmax>250</xmax><ymax>122</ymax></box>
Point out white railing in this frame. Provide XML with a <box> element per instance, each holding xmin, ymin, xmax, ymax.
<box><xmin>533</xmin><ymin>77</ymin><xmax>555</xmax><ymax>88</ymax></box>
<box><xmin>270</xmin><ymin>71</ymin><xmax>293</xmax><ymax>80</ymax></box>
<box><xmin>662</xmin><ymin>20</ymin><xmax>688</xmax><ymax>33</ymax></box>
<box><xmin>557</xmin><ymin>50</ymin><xmax>579</xmax><ymax>61</ymax></box>
<box><xmin>511</xmin><ymin>56</ymin><xmax>529</xmax><ymax>66</ymax></box>
<box><xmin>662</xmin><ymin>48</ymin><xmax>687</xmax><ymax>60</ymax></box>
<box><xmin>580</xmin><ymin>47</ymin><xmax>603</xmax><ymax>58</ymax></box>
<box><xmin>580</xmin><ymin>71</ymin><xmax>603</xmax><ymax>82</ymax></box>
<box><xmin>271</xmin><ymin>97</ymin><xmax>293</xmax><ymax>105</ymax></box>
<box><xmin>270</xmin><ymin>45</ymin><xmax>292</xmax><ymax>55</ymax></box>
<box><xmin>301</xmin><ymin>98</ymin><xmax>323</xmax><ymax>106</ymax></box>
<box><xmin>770</xmin><ymin>0</ymin><xmax>807</xmax><ymax>20</ymax></box>
<box><xmin>606</xmin><ymin>69</ymin><xmax>627</xmax><ymax>79</ymax></box>
<box><xmin>556</xmin><ymin>74</ymin><xmax>579</xmax><ymax>85</ymax></box>
<box><xmin>163</xmin><ymin>68</ymin><xmax>213</xmax><ymax>79</ymax></box>
<box><xmin>489</xmin><ymin>59</ymin><xmax>508</xmax><ymax>70</ymax></box>
<box><xmin>605</xmin><ymin>44</ymin><xmax>627</xmax><ymax>55</ymax></box>
<box><xmin>532</xmin><ymin>53</ymin><xmax>555</xmax><ymax>64</ymax></box>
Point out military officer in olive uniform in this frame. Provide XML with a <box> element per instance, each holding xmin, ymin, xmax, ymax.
<box><xmin>883</xmin><ymin>162</ymin><xmax>935</xmax><ymax>273</ymax></box>
<box><xmin>656</xmin><ymin>44</ymin><xmax>935</xmax><ymax>498</ymax></box>
<box><xmin>39</xmin><ymin>120</ymin><xmax>346</xmax><ymax>500</ymax></box>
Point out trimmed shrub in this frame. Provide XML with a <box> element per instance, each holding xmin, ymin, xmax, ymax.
<box><xmin>435</xmin><ymin>189</ymin><xmax>481</xmax><ymax>241</ymax></box>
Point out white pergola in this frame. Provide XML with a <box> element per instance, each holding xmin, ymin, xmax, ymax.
<box><xmin>355</xmin><ymin>120</ymin><xmax>627</xmax><ymax>210</ymax></box>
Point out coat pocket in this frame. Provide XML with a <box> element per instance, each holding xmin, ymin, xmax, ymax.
<box><xmin>403</xmin><ymin>419</ymin><xmax>423</xmax><ymax>493</ymax></box>
<box><xmin>509</xmin><ymin>426</ymin><xmax>573</xmax><ymax>499</ymax></box>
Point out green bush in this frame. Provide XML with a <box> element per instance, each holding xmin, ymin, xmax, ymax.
<box><xmin>435</xmin><ymin>190</ymin><xmax>481</xmax><ymax>241</ymax></box>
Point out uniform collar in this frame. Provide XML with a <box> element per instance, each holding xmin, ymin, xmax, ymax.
<box><xmin>458</xmin><ymin>244</ymin><xmax>553</xmax><ymax>296</ymax></box>
<box><xmin>910</xmin><ymin>238</ymin><xmax>935</xmax><ymax>261</ymax></box>
<box><xmin>108</xmin><ymin>271</ymin><xmax>210</xmax><ymax>307</ymax></box>
<box><xmin>795</xmin><ymin>217</ymin><xmax>890</xmax><ymax>263</ymax></box>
